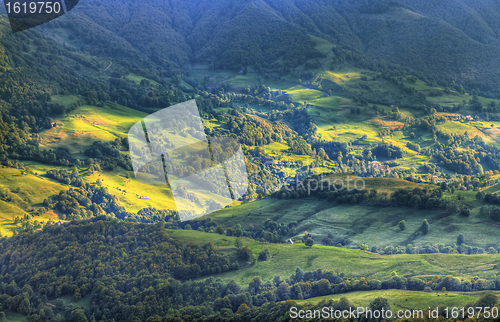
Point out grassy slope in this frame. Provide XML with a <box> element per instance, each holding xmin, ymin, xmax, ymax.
<box><xmin>206</xmin><ymin>170</ymin><xmax>494</xmax><ymax>250</ymax></box>
<box><xmin>126</xmin><ymin>74</ymin><xmax>160</xmax><ymax>86</ymax></box>
<box><xmin>0</xmin><ymin>166</ymin><xmax>66</xmax><ymax>236</ymax></box>
<box><xmin>297</xmin><ymin>289</ymin><xmax>500</xmax><ymax>312</ymax></box>
<box><xmin>4</xmin><ymin>312</ymin><xmax>28</xmax><ymax>322</ymax></box>
<box><xmin>39</xmin><ymin>101</ymin><xmax>147</xmax><ymax>155</ymax></box>
<box><xmin>209</xmin><ymin>198</ymin><xmax>500</xmax><ymax>249</ymax></box>
<box><xmin>167</xmin><ymin>229</ymin><xmax>500</xmax><ymax>286</ymax></box>
<box><xmin>21</xmin><ymin>161</ymin><xmax>177</xmax><ymax>215</ymax></box>
<box><xmin>85</xmin><ymin>169</ymin><xmax>176</xmax><ymax>214</ymax></box>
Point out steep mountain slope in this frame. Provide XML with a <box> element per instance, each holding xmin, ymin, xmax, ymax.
<box><xmin>45</xmin><ymin>0</ymin><xmax>500</xmax><ymax>89</ymax></box>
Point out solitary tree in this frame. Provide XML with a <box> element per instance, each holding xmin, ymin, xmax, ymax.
<box><xmin>457</xmin><ymin>234</ymin><xmax>465</xmax><ymax>246</ymax></box>
<box><xmin>421</xmin><ymin>219</ymin><xmax>430</xmax><ymax>234</ymax></box>
<box><xmin>305</xmin><ymin>237</ymin><xmax>315</xmax><ymax>248</ymax></box>
<box><xmin>258</xmin><ymin>249</ymin><xmax>269</xmax><ymax>261</ymax></box>
<box><xmin>215</xmin><ymin>225</ymin><xmax>224</xmax><ymax>235</ymax></box>
<box><xmin>235</xmin><ymin>237</ymin><xmax>243</xmax><ymax>249</ymax></box>
<box><xmin>322</xmin><ymin>237</ymin><xmax>332</xmax><ymax>245</ymax></box>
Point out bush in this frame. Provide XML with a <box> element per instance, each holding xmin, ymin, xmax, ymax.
<box><xmin>420</xmin><ymin>219</ymin><xmax>430</xmax><ymax>234</ymax></box>
<box><xmin>237</xmin><ymin>246</ymin><xmax>253</xmax><ymax>261</ymax></box>
<box><xmin>258</xmin><ymin>249</ymin><xmax>270</xmax><ymax>261</ymax></box>
<box><xmin>475</xmin><ymin>293</ymin><xmax>498</xmax><ymax>308</ymax></box>
<box><xmin>305</xmin><ymin>238</ymin><xmax>315</xmax><ymax>248</ymax></box>
<box><xmin>423</xmin><ymin>286</ymin><xmax>432</xmax><ymax>292</ymax></box>
<box><xmin>460</xmin><ymin>208</ymin><xmax>471</xmax><ymax>217</ymax></box>
<box><xmin>322</xmin><ymin>237</ymin><xmax>332</xmax><ymax>246</ymax></box>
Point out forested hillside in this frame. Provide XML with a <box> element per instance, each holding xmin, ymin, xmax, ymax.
<box><xmin>1</xmin><ymin>220</ymin><xmax>500</xmax><ymax>322</ymax></box>
<box><xmin>40</xmin><ymin>0</ymin><xmax>500</xmax><ymax>90</ymax></box>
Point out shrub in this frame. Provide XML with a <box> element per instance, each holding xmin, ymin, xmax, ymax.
<box><xmin>460</xmin><ymin>208</ymin><xmax>471</xmax><ymax>217</ymax></box>
<box><xmin>258</xmin><ymin>249</ymin><xmax>270</xmax><ymax>261</ymax></box>
<box><xmin>237</xmin><ymin>246</ymin><xmax>253</xmax><ymax>261</ymax></box>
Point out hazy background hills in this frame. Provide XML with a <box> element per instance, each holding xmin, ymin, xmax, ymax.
<box><xmin>39</xmin><ymin>0</ymin><xmax>500</xmax><ymax>90</ymax></box>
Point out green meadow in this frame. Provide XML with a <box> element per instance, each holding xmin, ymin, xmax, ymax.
<box><xmin>85</xmin><ymin>169</ymin><xmax>177</xmax><ymax>214</ymax></box>
<box><xmin>39</xmin><ymin>101</ymin><xmax>147</xmax><ymax>154</ymax></box>
<box><xmin>207</xmin><ymin>193</ymin><xmax>500</xmax><ymax>251</ymax></box>
<box><xmin>126</xmin><ymin>74</ymin><xmax>160</xmax><ymax>86</ymax></box>
<box><xmin>167</xmin><ymin>229</ymin><xmax>500</xmax><ymax>286</ymax></box>
<box><xmin>52</xmin><ymin>95</ymin><xmax>81</xmax><ymax>106</ymax></box>
<box><xmin>0</xmin><ymin>165</ymin><xmax>66</xmax><ymax>236</ymax></box>
<box><xmin>20</xmin><ymin>161</ymin><xmax>177</xmax><ymax>215</ymax></box>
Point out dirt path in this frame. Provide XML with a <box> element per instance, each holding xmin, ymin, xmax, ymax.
<box><xmin>480</xmin><ymin>220</ymin><xmax>500</xmax><ymax>228</ymax></box>
<box><xmin>104</xmin><ymin>61</ymin><xmax>112</xmax><ymax>71</ymax></box>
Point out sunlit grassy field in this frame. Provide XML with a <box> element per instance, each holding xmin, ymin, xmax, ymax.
<box><xmin>168</xmin><ymin>229</ymin><xmax>500</xmax><ymax>287</ymax></box>
<box><xmin>0</xmin><ymin>165</ymin><xmax>66</xmax><ymax>236</ymax></box>
<box><xmin>205</xmin><ymin>175</ymin><xmax>498</xmax><ymax>249</ymax></box>
<box><xmin>39</xmin><ymin>101</ymin><xmax>147</xmax><ymax>154</ymax></box>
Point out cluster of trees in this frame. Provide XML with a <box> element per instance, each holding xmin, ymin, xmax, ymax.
<box><xmin>434</xmin><ymin>149</ymin><xmax>484</xmax><ymax>175</ymax></box>
<box><xmin>311</xmin><ymin>141</ymin><xmax>352</xmax><ymax>162</ymax></box>
<box><xmin>44</xmin><ymin>183</ymin><xmax>133</xmax><ymax>221</ymax></box>
<box><xmin>267</xmin><ymin>108</ymin><xmax>316</xmax><ymax>137</ymax></box>
<box><xmin>84</xmin><ymin>139</ymin><xmax>131</xmax><ymax>171</ymax></box>
<box><xmin>480</xmin><ymin>205</ymin><xmax>500</xmax><ymax>221</ymax></box>
<box><xmin>135</xmin><ymin>207</ymin><xmax>178</xmax><ymax>223</ymax></box>
<box><xmin>390</xmin><ymin>188</ymin><xmax>445</xmax><ymax>210</ymax></box>
<box><xmin>272</xmin><ymin>181</ymin><xmax>382</xmax><ymax>206</ymax></box>
<box><xmin>0</xmin><ymin>187</ymin><xmax>34</xmax><ymax>215</ymax></box>
<box><xmin>46</xmin><ymin>167</ymin><xmax>84</xmax><ymax>187</ymax></box>
<box><xmin>368</xmin><ymin>241</ymin><xmax>495</xmax><ymax>256</ymax></box>
<box><xmin>483</xmin><ymin>193</ymin><xmax>500</xmax><ymax>205</ymax></box>
<box><xmin>241</xmin><ymin>268</ymin><xmax>500</xmax><ymax>308</ymax></box>
<box><xmin>271</xmin><ymin>177</ymin><xmax>448</xmax><ymax>212</ymax></box>
<box><xmin>225</xmin><ymin>113</ymin><xmax>295</xmax><ymax>147</ymax></box>
<box><xmin>246</xmin><ymin>219</ymin><xmax>294</xmax><ymax>243</ymax></box>
<box><xmin>371</xmin><ymin>143</ymin><xmax>405</xmax><ymax>159</ymax></box>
